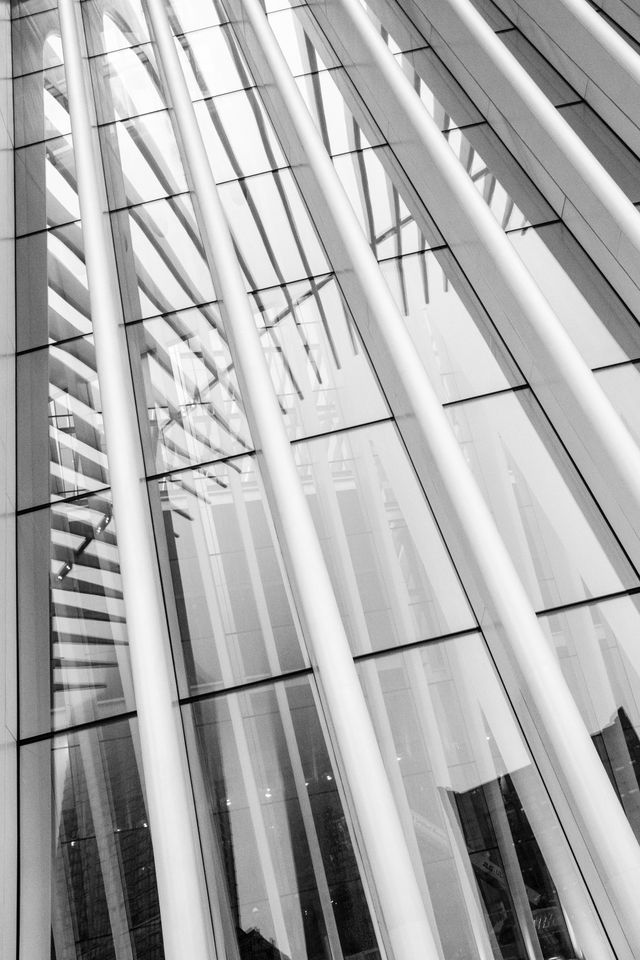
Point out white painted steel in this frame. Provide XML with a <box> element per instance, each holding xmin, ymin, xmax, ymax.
<box><xmin>56</xmin><ymin>4</ymin><xmax>215</xmax><ymax>960</ymax></box>
<box><xmin>232</xmin><ymin>0</ymin><xmax>640</xmax><ymax>952</ymax></box>
<box><xmin>143</xmin><ymin>1</ymin><xmax>443</xmax><ymax>957</ymax></box>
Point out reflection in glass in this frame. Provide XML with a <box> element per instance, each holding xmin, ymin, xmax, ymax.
<box><xmin>333</xmin><ymin>146</ymin><xmax>441</xmax><ymax>259</ymax></box>
<box><xmin>17</xmin><ymin>220</ymin><xmax>91</xmax><ymax>351</ymax></box>
<box><xmin>18</xmin><ymin>336</ymin><xmax>107</xmax><ymax>510</ymax></box>
<box><xmin>295</xmin><ymin>422</ymin><xmax>475</xmax><ymax>651</ymax></box>
<box><xmin>359</xmin><ymin>633</ymin><xmax>596</xmax><ymax>960</ymax></box>
<box><xmin>510</xmin><ymin>224</ymin><xmax>640</xmax><ymax>368</ymax></box>
<box><xmin>20</xmin><ymin>720</ymin><xmax>164</xmax><ymax>958</ymax></box>
<box><xmin>112</xmin><ymin>194</ymin><xmax>216</xmax><ymax>321</ymax></box>
<box><xmin>539</xmin><ymin>595</ymin><xmax>640</xmax><ymax>843</ymax></box>
<box><xmin>447</xmin><ymin>389</ymin><xmax>637</xmax><ymax>608</ymax></box>
<box><xmin>91</xmin><ymin>42</ymin><xmax>165</xmax><ymax>124</ymax></box>
<box><xmin>100</xmin><ymin>110</ymin><xmax>188</xmax><ymax>209</ymax></box>
<box><xmin>82</xmin><ymin>0</ymin><xmax>150</xmax><ymax>57</ymax></box>
<box><xmin>12</xmin><ymin>6</ymin><xmax>62</xmax><ymax>76</ymax></box>
<box><xmin>18</xmin><ymin>493</ymin><xmax>134</xmax><ymax>737</ymax></box>
<box><xmin>188</xmin><ymin>676</ymin><xmax>379</xmax><ymax>959</ymax></box>
<box><xmin>15</xmin><ymin>133</ymin><xmax>79</xmax><ymax>235</ymax></box>
<box><xmin>379</xmin><ymin>249</ymin><xmax>521</xmax><ymax>403</ymax></box>
<box><xmin>14</xmin><ymin>64</ymin><xmax>71</xmax><ymax>147</ymax></box>
<box><xmin>444</xmin><ymin>123</ymin><xmax>553</xmax><ymax>231</ymax></box>
<box><xmin>128</xmin><ymin>305</ymin><xmax>252</xmax><ymax>474</ymax></box>
<box><xmin>153</xmin><ymin>457</ymin><xmax>307</xmax><ymax>696</ymax></box>
<box><xmin>219</xmin><ymin>170</ymin><xmax>329</xmax><ymax>291</ymax></box>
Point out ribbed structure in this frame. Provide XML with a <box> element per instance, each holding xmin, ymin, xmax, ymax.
<box><xmin>6</xmin><ymin>0</ymin><xmax>640</xmax><ymax>958</ymax></box>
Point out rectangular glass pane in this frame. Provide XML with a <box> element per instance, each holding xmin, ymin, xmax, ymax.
<box><xmin>112</xmin><ymin>194</ymin><xmax>216</xmax><ymax>321</ymax></box>
<box><xmin>294</xmin><ymin>421</ymin><xmax>475</xmax><ymax>651</ymax></box>
<box><xmin>296</xmin><ymin>67</ymin><xmax>384</xmax><ymax>156</ymax></box>
<box><xmin>15</xmin><ymin>134</ymin><xmax>79</xmax><ymax>235</ymax></box>
<box><xmin>18</xmin><ymin>336</ymin><xmax>107</xmax><ymax>510</ymax></box>
<box><xmin>359</xmin><ymin>632</ymin><xmax>599</xmax><ymax>960</ymax></box>
<box><xmin>394</xmin><ymin>47</ymin><xmax>484</xmax><ymax>132</ymax></box>
<box><xmin>20</xmin><ymin>719</ymin><xmax>164</xmax><ymax>958</ymax></box>
<box><xmin>90</xmin><ymin>42</ymin><xmax>166</xmax><ymax>124</ymax></box>
<box><xmin>509</xmin><ymin>223</ymin><xmax>640</xmax><ymax>368</ymax></box>
<box><xmin>17</xmin><ymin>220</ymin><xmax>91</xmax><ymax>351</ymax></box>
<box><xmin>187</xmin><ymin>675</ymin><xmax>380</xmax><ymax>959</ymax></box>
<box><xmin>379</xmin><ymin>248</ymin><xmax>522</xmax><ymax>404</ymax></box>
<box><xmin>268</xmin><ymin>6</ymin><xmax>340</xmax><ymax>76</ymax></box>
<box><xmin>82</xmin><ymin>0</ymin><xmax>150</xmax><ymax>56</ymax></box>
<box><xmin>18</xmin><ymin>492</ymin><xmax>134</xmax><ymax>737</ymax></box>
<box><xmin>559</xmin><ymin>101</ymin><xmax>640</xmax><ymax>203</ymax></box>
<box><xmin>152</xmin><ymin>458</ymin><xmax>308</xmax><ymax>696</ymax></box>
<box><xmin>167</xmin><ymin>0</ymin><xmax>227</xmax><ymax>33</ymax></box>
<box><xmin>596</xmin><ymin>361</ymin><xmax>640</xmax><ymax>444</ymax></box>
<box><xmin>14</xmin><ymin>64</ymin><xmax>70</xmax><ymax>148</ymax></box>
<box><xmin>12</xmin><ymin>7</ymin><xmax>63</xmax><ymax>76</ymax></box>
<box><xmin>446</xmin><ymin>389</ymin><xmax>637</xmax><ymax>608</ymax></box>
<box><xmin>176</xmin><ymin>25</ymin><xmax>253</xmax><ymax>100</ymax></box>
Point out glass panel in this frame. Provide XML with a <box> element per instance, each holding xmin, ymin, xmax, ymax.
<box><xmin>250</xmin><ymin>274</ymin><xmax>390</xmax><ymax>438</ymax></box>
<box><xmin>333</xmin><ymin>146</ymin><xmax>441</xmax><ymax>259</ymax></box>
<box><xmin>17</xmin><ymin>220</ymin><xmax>91</xmax><ymax>351</ymax></box>
<box><xmin>296</xmin><ymin>67</ymin><xmax>384</xmax><ymax>156</ymax></box>
<box><xmin>360</xmin><ymin>633</ymin><xmax>600</xmax><ymax>960</ymax></box>
<box><xmin>218</xmin><ymin>170</ymin><xmax>330</xmax><ymax>291</ymax></box>
<box><xmin>12</xmin><ymin>7</ymin><xmax>63</xmax><ymax>76</ymax></box>
<box><xmin>90</xmin><ymin>42</ymin><xmax>165</xmax><ymax>124</ymax></box>
<box><xmin>500</xmin><ymin>31</ymin><xmax>577</xmax><ymax>105</ymax></box>
<box><xmin>14</xmin><ymin>64</ymin><xmax>70</xmax><ymax>148</ymax></box>
<box><xmin>176</xmin><ymin>25</ymin><xmax>253</xmax><ymax>100</ymax></box>
<box><xmin>509</xmin><ymin>223</ymin><xmax>640</xmax><ymax>368</ymax></box>
<box><xmin>294</xmin><ymin>422</ymin><xmax>475</xmax><ymax>651</ymax></box>
<box><xmin>18</xmin><ymin>336</ymin><xmax>107</xmax><ymax>510</ymax></box>
<box><xmin>360</xmin><ymin>0</ymin><xmax>422</xmax><ymax>53</ymax></box>
<box><xmin>194</xmin><ymin>88</ymin><xmax>286</xmax><ymax>184</ymax></box>
<box><xmin>379</xmin><ymin>249</ymin><xmax>522</xmax><ymax>404</ymax></box>
<box><xmin>444</xmin><ymin>123</ymin><xmax>553</xmax><ymax>231</ymax></box>
<box><xmin>18</xmin><ymin>492</ymin><xmax>134</xmax><ymax>737</ymax></box>
<box><xmin>20</xmin><ymin>720</ymin><xmax>164</xmax><ymax>958</ymax></box>
<box><xmin>394</xmin><ymin>47</ymin><xmax>483</xmax><ymax>132</ymax></box>
<box><xmin>446</xmin><ymin>389</ymin><xmax>637</xmax><ymax>609</ymax></box>
<box><xmin>82</xmin><ymin>0</ymin><xmax>150</xmax><ymax>57</ymax></box>
<box><xmin>187</xmin><ymin>676</ymin><xmax>380</xmax><ymax>959</ymax></box>
<box><xmin>12</xmin><ymin>0</ymin><xmax>58</xmax><ymax>17</ymax></box>
<box><xmin>128</xmin><ymin>306</ymin><xmax>253</xmax><ymax>474</ymax></box>
<box><xmin>15</xmin><ymin>134</ymin><xmax>79</xmax><ymax>235</ymax></box>
<box><xmin>559</xmin><ymin>102</ymin><xmax>640</xmax><ymax>203</ymax></box>
<box><xmin>153</xmin><ymin>458</ymin><xmax>308</xmax><ymax>696</ymax></box>
<box><xmin>596</xmin><ymin>361</ymin><xmax>640</xmax><ymax>445</ymax></box>
<box><xmin>539</xmin><ymin>594</ymin><xmax>640</xmax><ymax>842</ymax></box>
<box><xmin>167</xmin><ymin>0</ymin><xmax>227</xmax><ymax>33</ymax></box>
<box><xmin>268</xmin><ymin>6</ymin><xmax>339</xmax><ymax>76</ymax></box>
<box><xmin>100</xmin><ymin>110</ymin><xmax>188</xmax><ymax>209</ymax></box>
<box><xmin>112</xmin><ymin>194</ymin><xmax>216</xmax><ymax>321</ymax></box>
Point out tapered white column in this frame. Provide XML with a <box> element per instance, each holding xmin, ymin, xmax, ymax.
<box><xmin>56</xmin><ymin>5</ymin><xmax>215</xmax><ymax>960</ymax></box>
<box><xmin>143</xmin><ymin>3</ymin><xmax>443</xmax><ymax>959</ymax></box>
<box><xmin>224</xmin><ymin>0</ymin><xmax>640</xmax><ymax>953</ymax></box>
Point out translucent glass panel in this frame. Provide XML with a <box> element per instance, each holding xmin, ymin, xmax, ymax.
<box><xmin>15</xmin><ymin>134</ymin><xmax>79</xmax><ymax>235</ymax></box>
<box><xmin>268</xmin><ymin>6</ymin><xmax>340</xmax><ymax>76</ymax></box>
<box><xmin>446</xmin><ymin>389</ymin><xmax>638</xmax><ymax>609</ymax></box>
<box><xmin>294</xmin><ymin>422</ymin><xmax>475</xmax><ymax>651</ymax></box>
<box><xmin>379</xmin><ymin>249</ymin><xmax>522</xmax><ymax>404</ymax></box>
<box><xmin>559</xmin><ymin>102</ymin><xmax>640</xmax><ymax>203</ymax></box>
<box><xmin>18</xmin><ymin>493</ymin><xmax>134</xmax><ymax>737</ymax></box>
<box><xmin>509</xmin><ymin>223</ymin><xmax>640</xmax><ymax>368</ymax></box>
<box><xmin>188</xmin><ymin>676</ymin><xmax>379</xmax><ymax>960</ymax></box>
<box><xmin>296</xmin><ymin>67</ymin><xmax>383</xmax><ymax>155</ymax></box>
<box><xmin>153</xmin><ymin>459</ymin><xmax>308</xmax><ymax>696</ymax></box>
<box><xmin>394</xmin><ymin>47</ymin><xmax>483</xmax><ymax>132</ymax></box>
<box><xmin>539</xmin><ymin>594</ymin><xmax>640</xmax><ymax>841</ymax></box>
<box><xmin>17</xmin><ymin>220</ymin><xmax>91</xmax><ymax>351</ymax></box>
<box><xmin>82</xmin><ymin>0</ymin><xmax>151</xmax><ymax>56</ymax></box>
<box><xmin>359</xmin><ymin>633</ymin><xmax>595</xmax><ymax>960</ymax></box>
<box><xmin>91</xmin><ymin>42</ymin><xmax>166</xmax><ymax>124</ymax></box>
<box><xmin>176</xmin><ymin>25</ymin><xmax>253</xmax><ymax>100</ymax></box>
<box><xmin>14</xmin><ymin>64</ymin><xmax>70</xmax><ymax>147</ymax></box>
<box><xmin>18</xmin><ymin>336</ymin><xmax>107</xmax><ymax>510</ymax></box>
<box><xmin>112</xmin><ymin>194</ymin><xmax>216</xmax><ymax>321</ymax></box>
<box><xmin>20</xmin><ymin>720</ymin><xmax>163</xmax><ymax>959</ymax></box>
<box><xmin>444</xmin><ymin>123</ymin><xmax>554</xmax><ymax>231</ymax></box>
<box><xmin>333</xmin><ymin>146</ymin><xmax>441</xmax><ymax>258</ymax></box>
<box><xmin>12</xmin><ymin>7</ymin><xmax>63</xmax><ymax>76</ymax></box>
<box><xmin>596</xmin><ymin>361</ymin><xmax>640</xmax><ymax>445</ymax></box>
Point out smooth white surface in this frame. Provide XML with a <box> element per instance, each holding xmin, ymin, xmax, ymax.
<box><xmin>236</xmin><ymin>0</ymin><xmax>640</xmax><ymax>952</ymax></box>
<box><xmin>57</xmin><ymin>4</ymin><xmax>215</xmax><ymax>959</ymax></box>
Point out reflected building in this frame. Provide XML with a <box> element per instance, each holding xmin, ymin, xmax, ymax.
<box><xmin>5</xmin><ymin>0</ymin><xmax>640</xmax><ymax>959</ymax></box>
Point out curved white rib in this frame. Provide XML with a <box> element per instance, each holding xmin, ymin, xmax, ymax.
<box><xmin>143</xmin><ymin>2</ymin><xmax>443</xmax><ymax>958</ymax></box>
<box><xmin>231</xmin><ymin>0</ymin><xmax>640</xmax><ymax>952</ymax></box>
<box><xmin>57</xmin><ymin>5</ymin><xmax>215</xmax><ymax>960</ymax></box>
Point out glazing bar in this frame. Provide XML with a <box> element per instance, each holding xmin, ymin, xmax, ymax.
<box><xmin>228</xmin><ymin>0</ymin><xmax>640</xmax><ymax>953</ymax></box>
<box><xmin>56</xmin><ymin>4</ymin><xmax>215</xmax><ymax>959</ymax></box>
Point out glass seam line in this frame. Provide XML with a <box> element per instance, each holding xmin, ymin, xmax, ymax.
<box><xmin>234</xmin><ymin>0</ymin><xmax>640</xmax><ymax>951</ymax></box>
<box><xmin>145</xmin><ymin>1</ymin><xmax>445</xmax><ymax>957</ymax></box>
<box><xmin>56</xmin><ymin>4</ymin><xmax>215</xmax><ymax>960</ymax></box>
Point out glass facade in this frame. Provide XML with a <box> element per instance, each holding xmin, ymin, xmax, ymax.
<box><xmin>6</xmin><ymin>0</ymin><xmax>640</xmax><ymax>958</ymax></box>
